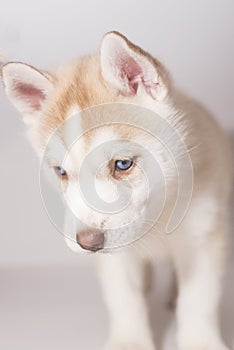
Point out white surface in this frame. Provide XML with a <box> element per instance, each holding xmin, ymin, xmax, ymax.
<box><xmin>0</xmin><ymin>257</ymin><xmax>233</xmax><ymax>350</ymax></box>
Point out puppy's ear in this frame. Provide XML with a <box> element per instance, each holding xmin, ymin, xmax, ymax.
<box><xmin>1</xmin><ymin>62</ymin><xmax>54</xmax><ymax>124</ymax></box>
<box><xmin>100</xmin><ymin>31</ymin><xmax>170</xmax><ymax>101</ymax></box>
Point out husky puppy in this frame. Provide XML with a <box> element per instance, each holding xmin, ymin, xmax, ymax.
<box><xmin>1</xmin><ymin>32</ymin><xmax>232</xmax><ymax>350</ymax></box>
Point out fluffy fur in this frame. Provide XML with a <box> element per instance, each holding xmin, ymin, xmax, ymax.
<box><xmin>1</xmin><ymin>32</ymin><xmax>232</xmax><ymax>349</ymax></box>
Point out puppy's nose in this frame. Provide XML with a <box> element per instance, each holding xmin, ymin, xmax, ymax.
<box><xmin>76</xmin><ymin>229</ymin><xmax>104</xmax><ymax>252</ymax></box>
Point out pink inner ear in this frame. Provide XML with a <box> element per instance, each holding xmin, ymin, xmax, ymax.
<box><xmin>13</xmin><ymin>81</ymin><xmax>46</xmax><ymax>111</ymax></box>
<box><xmin>118</xmin><ymin>54</ymin><xmax>142</xmax><ymax>94</ymax></box>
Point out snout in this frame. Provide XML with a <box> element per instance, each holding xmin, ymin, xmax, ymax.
<box><xmin>76</xmin><ymin>229</ymin><xmax>105</xmax><ymax>252</ymax></box>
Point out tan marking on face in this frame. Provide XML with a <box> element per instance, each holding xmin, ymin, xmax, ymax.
<box><xmin>35</xmin><ymin>32</ymin><xmax>169</xmax><ymax>151</ymax></box>
<box><xmin>37</xmin><ymin>55</ymin><xmax>121</xmax><ymax>149</ymax></box>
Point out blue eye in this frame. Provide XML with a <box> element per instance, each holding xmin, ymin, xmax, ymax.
<box><xmin>54</xmin><ymin>166</ymin><xmax>67</xmax><ymax>177</ymax></box>
<box><xmin>115</xmin><ymin>159</ymin><xmax>133</xmax><ymax>171</ymax></box>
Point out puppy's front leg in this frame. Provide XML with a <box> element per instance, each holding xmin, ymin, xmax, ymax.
<box><xmin>96</xmin><ymin>250</ymin><xmax>156</xmax><ymax>350</ymax></box>
<box><xmin>174</xmin><ymin>228</ymin><xmax>229</xmax><ymax>350</ymax></box>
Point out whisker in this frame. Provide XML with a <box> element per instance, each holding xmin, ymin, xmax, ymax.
<box><xmin>173</xmin><ymin>143</ymin><xmax>201</xmax><ymax>161</ymax></box>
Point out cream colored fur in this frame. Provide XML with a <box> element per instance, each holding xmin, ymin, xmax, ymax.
<box><xmin>1</xmin><ymin>32</ymin><xmax>232</xmax><ymax>350</ymax></box>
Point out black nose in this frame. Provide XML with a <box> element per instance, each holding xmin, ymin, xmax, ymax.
<box><xmin>76</xmin><ymin>229</ymin><xmax>105</xmax><ymax>252</ymax></box>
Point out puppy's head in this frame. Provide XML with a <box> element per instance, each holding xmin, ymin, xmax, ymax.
<box><xmin>1</xmin><ymin>32</ymin><xmax>181</xmax><ymax>253</ymax></box>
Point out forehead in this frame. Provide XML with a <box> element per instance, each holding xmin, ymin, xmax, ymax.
<box><xmin>37</xmin><ymin>54</ymin><xmax>156</xmax><ymax>151</ymax></box>
<box><xmin>56</xmin><ymin>120</ymin><xmax>140</xmax><ymax>158</ymax></box>
<box><xmin>38</xmin><ymin>55</ymin><xmax>120</xmax><ymax>148</ymax></box>
<box><xmin>39</xmin><ymin>101</ymin><xmax>147</xmax><ymax>158</ymax></box>
<box><xmin>36</xmin><ymin>55</ymin><xmax>155</xmax><ymax>159</ymax></box>
<box><xmin>42</xmin><ymin>105</ymin><xmax>148</xmax><ymax>175</ymax></box>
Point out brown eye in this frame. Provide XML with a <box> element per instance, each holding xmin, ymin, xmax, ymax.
<box><xmin>54</xmin><ymin>166</ymin><xmax>67</xmax><ymax>179</ymax></box>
